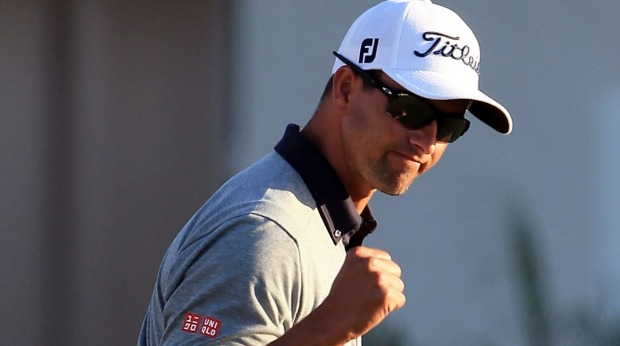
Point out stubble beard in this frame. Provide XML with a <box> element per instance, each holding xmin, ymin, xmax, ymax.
<box><xmin>361</xmin><ymin>154</ymin><xmax>417</xmax><ymax>196</ymax></box>
<box><xmin>342</xmin><ymin>134</ymin><xmax>417</xmax><ymax>197</ymax></box>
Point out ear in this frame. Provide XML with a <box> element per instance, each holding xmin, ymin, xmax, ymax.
<box><xmin>330</xmin><ymin>66</ymin><xmax>355</xmax><ymax>112</ymax></box>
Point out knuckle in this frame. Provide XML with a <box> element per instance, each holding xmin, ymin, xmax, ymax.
<box><xmin>366</xmin><ymin>256</ymin><xmax>381</xmax><ymax>270</ymax></box>
<box><xmin>349</xmin><ymin>246</ymin><xmax>367</xmax><ymax>258</ymax></box>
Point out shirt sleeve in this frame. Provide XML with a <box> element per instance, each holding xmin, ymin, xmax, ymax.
<box><xmin>159</xmin><ymin>213</ymin><xmax>303</xmax><ymax>345</ymax></box>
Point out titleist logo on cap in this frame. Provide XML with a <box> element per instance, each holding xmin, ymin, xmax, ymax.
<box><xmin>414</xmin><ymin>31</ymin><xmax>480</xmax><ymax>74</ymax></box>
<box><xmin>333</xmin><ymin>0</ymin><xmax>512</xmax><ymax>134</ymax></box>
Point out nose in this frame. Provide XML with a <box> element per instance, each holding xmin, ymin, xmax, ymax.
<box><xmin>408</xmin><ymin>120</ymin><xmax>437</xmax><ymax>154</ymax></box>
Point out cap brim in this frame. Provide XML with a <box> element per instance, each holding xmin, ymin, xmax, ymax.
<box><xmin>468</xmin><ymin>99</ymin><xmax>512</xmax><ymax>134</ymax></box>
<box><xmin>382</xmin><ymin>69</ymin><xmax>513</xmax><ymax>134</ymax></box>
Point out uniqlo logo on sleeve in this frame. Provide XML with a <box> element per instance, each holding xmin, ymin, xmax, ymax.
<box><xmin>199</xmin><ymin>316</ymin><xmax>221</xmax><ymax>338</ymax></box>
<box><xmin>181</xmin><ymin>312</ymin><xmax>201</xmax><ymax>333</ymax></box>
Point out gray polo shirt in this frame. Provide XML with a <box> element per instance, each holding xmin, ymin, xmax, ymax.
<box><xmin>139</xmin><ymin>124</ymin><xmax>376</xmax><ymax>345</ymax></box>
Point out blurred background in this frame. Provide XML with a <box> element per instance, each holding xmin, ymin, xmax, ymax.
<box><xmin>1</xmin><ymin>1</ymin><xmax>619</xmax><ymax>345</ymax></box>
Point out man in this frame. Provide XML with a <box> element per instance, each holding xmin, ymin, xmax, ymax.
<box><xmin>139</xmin><ymin>0</ymin><xmax>512</xmax><ymax>345</ymax></box>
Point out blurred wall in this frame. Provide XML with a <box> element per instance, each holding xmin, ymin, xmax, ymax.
<box><xmin>1</xmin><ymin>1</ymin><xmax>232</xmax><ymax>345</ymax></box>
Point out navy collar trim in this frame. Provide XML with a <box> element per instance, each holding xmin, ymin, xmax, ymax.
<box><xmin>274</xmin><ymin>124</ymin><xmax>376</xmax><ymax>248</ymax></box>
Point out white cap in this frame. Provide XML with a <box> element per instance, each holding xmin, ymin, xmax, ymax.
<box><xmin>333</xmin><ymin>0</ymin><xmax>512</xmax><ymax>134</ymax></box>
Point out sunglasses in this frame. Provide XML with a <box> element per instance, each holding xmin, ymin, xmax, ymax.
<box><xmin>333</xmin><ymin>51</ymin><xmax>470</xmax><ymax>143</ymax></box>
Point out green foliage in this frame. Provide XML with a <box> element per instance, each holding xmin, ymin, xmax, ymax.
<box><xmin>509</xmin><ymin>213</ymin><xmax>552</xmax><ymax>346</ymax></box>
<box><xmin>508</xmin><ymin>204</ymin><xmax>620</xmax><ymax>346</ymax></box>
<box><xmin>362</xmin><ymin>201</ymin><xmax>620</xmax><ymax>346</ymax></box>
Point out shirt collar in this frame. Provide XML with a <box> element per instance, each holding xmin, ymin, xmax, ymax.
<box><xmin>274</xmin><ymin>124</ymin><xmax>377</xmax><ymax>248</ymax></box>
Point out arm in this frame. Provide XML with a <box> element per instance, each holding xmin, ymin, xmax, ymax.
<box><xmin>269</xmin><ymin>246</ymin><xmax>406</xmax><ymax>346</ymax></box>
<box><xmin>158</xmin><ymin>215</ymin><xmax>304</xmax><ymax>345</ymax></box>
<box><xmin>158</xmin><ymin>214</ymin><xmax>404</xmax><ymax>345</ymax></box>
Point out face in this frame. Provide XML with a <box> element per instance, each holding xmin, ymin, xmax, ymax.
<box><xmin>341</xmin><ymin>72</ymin><xmax>470</xmax><ymax>196</ymax></box>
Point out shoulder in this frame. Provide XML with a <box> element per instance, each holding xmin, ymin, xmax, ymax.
<box><xmin>180</xmin><ymin>152</ymin><xmax>317</xmax><ymax>249</ymax></box>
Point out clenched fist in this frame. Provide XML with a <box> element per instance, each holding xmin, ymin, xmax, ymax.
<box><xmin>268</xmin><ymin>246</ymin><xmax>405</xmax><ymax>346</ymax></box>
<box><xmin>323</xmin><ymin>246</ymin><xmax>406</xmax><ymax>341</ymax></box>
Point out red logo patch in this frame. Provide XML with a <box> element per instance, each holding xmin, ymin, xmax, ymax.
<box><xmin>180</xmin><ymin>312</ymin><xmax>222</xmax><ymax>339</ymax></box>
<box><xmin>181</xmin><ymin>312</ymin><xmax>201</xmax><ymax>333</ymax></box>
<box><xmin>199</xmin><ymin>316</ymin><xmax>221</xmax><ymax>339</ymax></box>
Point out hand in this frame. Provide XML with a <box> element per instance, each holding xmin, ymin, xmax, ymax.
<box><xmin>321</xmin><ymin>246</ymin><xmax>406</xmax><ymax>341</ymax></box>
<box><xmin>268</xmin><ymin>246</ymin><xmax>405</xmax><ymax>346</ymax></box>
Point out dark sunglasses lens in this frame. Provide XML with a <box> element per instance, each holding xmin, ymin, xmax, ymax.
<box><xmin>385</xmin><ymin>96</ymin><xmax>435</xmax><ymax>130</ymax></box>
<box><xmin>386</xmin><ymin>95</ymin><xmax>470</xmax><ymax>143</ymax></box>
<box><xmin>436</xmin><ymin>117</ymin><xmax>470</xmax><ymax>143</ymax></box>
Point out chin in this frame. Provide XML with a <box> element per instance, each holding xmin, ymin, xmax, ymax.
<box><xmin>366</xmin><ymin>162</ymin><xmax>417</xmax><ymax>196</ymax></box>
<box><xmin>377</xmin><ymin>179</ymin><xmax>414</xmax><ymax>196</ymax></box>
<box><xmin>379</xmin><ymin>187</ymin><xmax>409</xmax><ymax>196</ymax></box>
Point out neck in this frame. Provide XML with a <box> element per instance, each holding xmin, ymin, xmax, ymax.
<box><xmin>302</xmin><ymin>107</ymin><xmax>375</xmax><ymax>214</ymax></box>
<box><xmin>351</xmin><ymin>193</ymin><xmax>374</xmax><ymax>214</ymax></box>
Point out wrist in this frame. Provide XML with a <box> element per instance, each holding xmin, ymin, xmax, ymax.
<box><xmin>269</xmin><ymin>302</ymin><xmax>353</xmax><ymax>346</ymax></box>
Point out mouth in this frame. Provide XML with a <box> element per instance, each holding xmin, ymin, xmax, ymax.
<box><xmin>391</xmin><ymin>151</ymin><xmax>424</xmax><ymax>168</ymax></box>
<box><xmin>394</xmin><ymin>150</ymin><xmax>423</xmax><ymax>163</ymax></box>
<box><xmin>391</xmin><ymin>149</ymin><xmax>431</xmax><ymax>173</ymax></box>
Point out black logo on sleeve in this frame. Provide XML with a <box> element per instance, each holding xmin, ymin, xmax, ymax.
<box><xmin>359</xmin><ymin>38</ymin><xmax>379</xmax><ymax>64</ymax></box>
<box><xmin>414</xmin><ymin>32</ymin><xmax>480</xmax><ymax>74</ymax></box>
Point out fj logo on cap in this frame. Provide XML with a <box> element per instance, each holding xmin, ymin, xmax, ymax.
<box><xmin>359</xmin><ymin>38</ymin><xmax>379</xmax><ymax>64</ymax></box>
<box><xmin>414</xmin><ymin>32</ymin><xmax>480</xmax><ymax>74</ymax></box>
